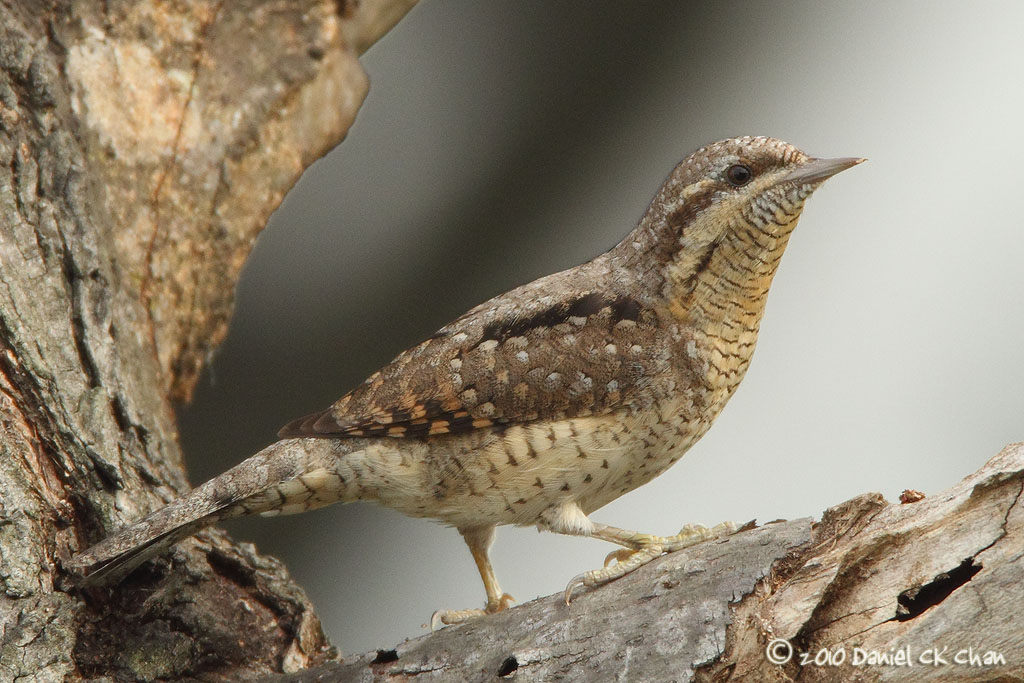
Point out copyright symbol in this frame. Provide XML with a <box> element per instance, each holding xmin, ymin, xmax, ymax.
<box><xmin>766</xmin><ymin>638</ymin><xmax>793</xmax><ymax>665</ymax></box>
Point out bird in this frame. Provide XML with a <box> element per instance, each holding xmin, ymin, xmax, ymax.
<box><xmin>68</xmin><ymin>136</ymin><xmax>863</xmax><ymax>626</ymax></box>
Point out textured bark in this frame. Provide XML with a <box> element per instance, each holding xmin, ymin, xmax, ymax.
<box><xmin>271</xmin><ymin>444</ymin><xmax>1024</xmax><ymax>683</ymax></box>
<box><xmin>0</xmin><ymin>1</ymin><xmax>414</xmax><ymax>681</ymax></box>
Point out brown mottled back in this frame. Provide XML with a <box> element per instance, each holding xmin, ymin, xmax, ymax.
<box><xmin>279</xmin><ymin>258</ymin><xmax>696</xmax><ymax>439</ymax></box>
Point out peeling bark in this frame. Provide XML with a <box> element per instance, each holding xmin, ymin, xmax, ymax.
<box><xmin>0</xmin><ymin>1</ymin><xmax>414</xmax><ymax>680</ymax></box>
<box><xmin>271</xmin><ymin>444</ymin><xmax>1024</xmax><ymax>682</ymax></box>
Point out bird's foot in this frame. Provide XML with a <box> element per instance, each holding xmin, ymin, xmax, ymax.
<box><xmin>658</xmin><ymin>520</ymin><xmax>737</xmax><ymax>552</ymax></box>
<box><xmin>564</xmin><ymin>521</ymin><xmax>738</xmax><ymax>604</ymax></box>
<box><xmin>564</xmin><ymin>544</ymin><xmax>664</xmax><ymax>604</ymax></box>
<box><xmin>430</xmin><ymin>592</ymin><xmax>515</xmax><ymax>630</ymax></box>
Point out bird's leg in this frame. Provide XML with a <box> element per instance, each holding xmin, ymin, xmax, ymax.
<box><xmin>430</xmin><ymin>525</ymin><xmax>515</xmax><ymax>630</ymax></box>
<box><xmin>467</xmin><ymin>526</ymin><xmax>516</xmax><ymax>614</ymax></box>
<box><xmin>537</xmin><ymin>502</ymin><xmax>738</xmax><ymax>603</ymax></box>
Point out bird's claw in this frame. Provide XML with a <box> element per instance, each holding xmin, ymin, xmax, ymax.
<box><xmin>564</xmin><ymin>572</ymin><xmax>587</xmax><ymax>605</ymax></box>
<box><xmin>496</xmin><ymin>593</ymin><xmax>516</xmax><ymax>611</ymax></box>
<box><xmin>565</xmin><ymin>545</ymin><xmax>664</xmax><ymax>604</ymax></box>
<box><xmin>430</xmin><ymin>608</ymin><xmax>485</xmax><ymax>631</ymax></box>
<box><xmin>429</xmin><ymin>593</ymin><xmax>516</xmax><ymax>630</ymax></box>
<box><xmin>603</xmin><ymin>548</ymin><xmax>636</xmax><ymax>567</ymax></box>
<box><xmin>564</xmin><ymin>521</ymin><xmax>742</xmax><ymax>604</ymax></box>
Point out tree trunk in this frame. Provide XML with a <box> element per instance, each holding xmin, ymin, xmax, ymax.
<box><xmin>0</xmin><ymin>1</ymin><xmax>415</xmax><ymax>680</ymax></box>
<box><xmin>270</xmin><ymin>443</ymin><xmax>1024</xmax><ymax>682</ymax></box>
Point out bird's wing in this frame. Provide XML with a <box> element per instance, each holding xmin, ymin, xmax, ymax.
<box><xmin>278</xmin><ymin>269</ymin><xmax>672</xmax><ymax>439</ymax></box>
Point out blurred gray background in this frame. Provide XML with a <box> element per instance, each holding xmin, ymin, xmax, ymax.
<box><xmin>178</xmin><ymin>1</ymin><xmax>1024</xmax><ymax>654</ymax></box>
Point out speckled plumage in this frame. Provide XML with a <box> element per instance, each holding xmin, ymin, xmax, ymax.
<box><xmin>69</xmin><ymin>137</ymin><xmax>862</xmax><ymax>616</ymax></box>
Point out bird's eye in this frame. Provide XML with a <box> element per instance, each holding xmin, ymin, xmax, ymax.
<box><xmin>726</xmin><ymin>164</ymin><xmax>753</xmax><ymax>187</ymax></box>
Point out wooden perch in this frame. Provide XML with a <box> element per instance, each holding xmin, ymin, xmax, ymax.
<box><xmin>271</xmin><ymin>443</ymin><xmax>1024</xmax><ymax>682</ymax></box>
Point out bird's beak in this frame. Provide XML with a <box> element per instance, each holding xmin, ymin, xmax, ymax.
<box><xmin>780</xmin><ymin>156</ymin><xmax>866</xmax><ymax>185</ymax></box>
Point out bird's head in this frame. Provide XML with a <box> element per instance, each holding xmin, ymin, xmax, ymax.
<box><xmin>621</xmin><ymin>136</ymin><xmax>863</xmax><ymax>308</ymax></box>
<box><xmin>632</xmin><ymin>136</ymin><xmax>863</xmax><ymax>260</ymax></box>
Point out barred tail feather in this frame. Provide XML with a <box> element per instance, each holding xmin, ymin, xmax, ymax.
<box><xmin>68</xmin><ymin>439</ymin><xmax>317</xmax><ymax>586</ymax></box>
<box><xmin>71</xmin><ymin>510</ymin><xmax>225</xmax><ymax>586</ymax></box>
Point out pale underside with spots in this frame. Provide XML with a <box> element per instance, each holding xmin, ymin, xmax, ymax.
<box><xmin>260</xmin><ymin>394</ymin><xmax>721</xmax><ymax>531</ymax></box>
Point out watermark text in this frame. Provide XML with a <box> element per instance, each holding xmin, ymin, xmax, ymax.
<box><xmin>765</xmin><ymin>639</ymin><xmax>1007</xmax><ymax>668</ymax></box>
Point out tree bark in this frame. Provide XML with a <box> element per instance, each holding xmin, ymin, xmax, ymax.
<box><xmin>270</xmin><ymin>443</ymin><xmax>1024</xmax><ymax>683</ymax></box>
<box><xmin>0</xmin><ymin>1</ymin><xmax>414</xmax><ymax>680</ymax></box>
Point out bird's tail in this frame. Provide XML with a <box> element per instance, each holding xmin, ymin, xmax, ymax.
<box><xmin>67</xmin><ymin>439</ymin><xmax>327</xmax><ymax>586</ymax></box>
